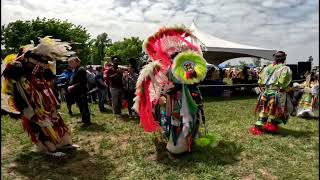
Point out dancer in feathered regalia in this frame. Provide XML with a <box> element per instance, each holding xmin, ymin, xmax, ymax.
<box><xmin>250</xmin><ymin>51</ymin><xmax>293</xmax><ymax>135</ymax></box>
<box><xmin>133</xmin><ymin>26</ymin><xmax>208</xmax><ymax>154</ymax></box>
<box><xmin>1</xmin><ymin>37</ymin><xmax>79</xmax><ymax>157</ymax></box>
<box><xmin>294</xmin><ymin>72</ymin><xmax>319</xmax><ymax>118</ymax></box>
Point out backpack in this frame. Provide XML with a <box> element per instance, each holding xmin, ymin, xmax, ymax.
<box><xmin>86</xmin><ymin>70</ymin><xmax>96</xmax><ymax>84</ymax></box>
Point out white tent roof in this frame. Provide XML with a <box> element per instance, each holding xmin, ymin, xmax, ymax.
<box><xmin>206</xmin><ymin>63</ymin><xmax>218</xmax><ymax>70</ymax></box>
<box><xmin>190</xmin><ymin>23</ymin><xmax>277</xmax><ymax>65</ymax></box>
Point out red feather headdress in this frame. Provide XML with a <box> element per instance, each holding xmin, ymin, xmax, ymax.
<box><xmin>143</xmin><ymin>26</ymin><xmax>202</xmax><ymax>68</ymax></box>
<box><xmin>136</xmin><ymin>26</ymin><xmax>203</xmax><ymax>132</ymax></box>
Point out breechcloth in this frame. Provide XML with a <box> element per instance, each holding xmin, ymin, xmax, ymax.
<box><xmin>255</xmin><ymin>92</ymin><xmax>287</xmax><ymax>126</ymax></box>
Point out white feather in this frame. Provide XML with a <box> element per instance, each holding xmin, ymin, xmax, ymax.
<box><xmin>149</xmin><ymin>68</ymin><xmax>175</xmax><ymax>105</ymax></box>
<box><xmin>133</xmin><ymin>60</ymin><xmax>163</xmax><ymax>113</ymax></box>
<box><xmin>32</xmin><ymin>36</ymin><xmax>75</xmax><ymax>61</ymax></box>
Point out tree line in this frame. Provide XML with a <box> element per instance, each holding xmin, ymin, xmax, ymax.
<box><xmin>1</xmin><ymin>17</ymin><xmax>145</xmax><ymax>67</ymax></box>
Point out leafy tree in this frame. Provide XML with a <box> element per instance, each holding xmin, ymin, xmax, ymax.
<box><xmin>225</xmin><ymin>62</ymin><xmax>231</xmax><ymax>68</ymax></box>
<box><xmin>105</xmin><ymin>37</ymin><xmax>143</xmax><ymax>65</ymax></box>
<box><xmin>264</xmin><ymin>61</ymin><xmax>272</xmax><ymax>66</ymax></box>
<box><xmin>239</xmin><ymin>60</ymin><xmax>248</xmax><ymax>68</ymax></box>
<box><xmin>89</xmin><ymin>33</ymin><xmax>112</xmax><ymax>65</ymax></box>
<box><xmin>1</xmin><ymin>17</ymin><xmax>91</xmax><ymax>64</ymax></box>
<box><xmin>253</xmin><ymin>57</ymin><xmax>261</xmax><ymax>67</ymax></box>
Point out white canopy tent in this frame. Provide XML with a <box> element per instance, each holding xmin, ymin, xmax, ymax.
<box><xmin>206</xmin><ymin>63</ymin><xmax>219</xmax><ymax>70</ymax></box>
<box><xmin>190</xmin><ymin>23</ymin><xmax>277</xmax><ymax>65</ymax></box>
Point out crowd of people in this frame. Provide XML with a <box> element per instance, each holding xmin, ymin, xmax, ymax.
<box><xmin>204</xmin><ymin>66</ymin><xmax>261</xmax><ymax>85</ymax></box>
<box><xmin>56</xmin><ymin>56</ymin><xmax>139</xmax><ymax>125</ymax></box>
<box><xmin>55</xmin><ymin>55</ymin><xmax>319</xmax><ymax>128</ymax></box>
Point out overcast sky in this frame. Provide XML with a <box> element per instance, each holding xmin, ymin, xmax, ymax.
<box><xmin>1</xmin><ymin>0</ymin><xmax>319</xmax><ymax>65</ymax></box>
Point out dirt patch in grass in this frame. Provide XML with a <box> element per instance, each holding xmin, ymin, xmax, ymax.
<box><xmin>2</xmin><ymin>145</ymin><xmax>13</xmax><ymax>158</ymax></box>
<box><xmin>259</xmin><ymin>168</ymin><xmax>278</xmax><ymax>180</ymax></box>
<box><xmin>241</xmin><ymin>174</ymin><xmax>257</xmax><ymax>180</ymax></box>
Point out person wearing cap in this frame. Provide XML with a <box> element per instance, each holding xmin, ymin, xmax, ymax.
<box><xmin>106</xmin><ymin>56</ymin><xmax>124</xmax><ymax>117</ymax></box>
<box><xmin>250</xmin><ymin>51</ymin><xmax>293</xmax><ymax>135</ymax></box>
<box><xmin>68</xmin><ymin>56</ymin><xmax>91</xmax><ymax>126</ymax></box>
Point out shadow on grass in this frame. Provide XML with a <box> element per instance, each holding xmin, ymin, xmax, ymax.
<box><xmin>63</xmin><ymin>112</ymin><xmax>97</xmax><ymax>118</ymax></box>
<box><xmin>59</xmin><ymin>112</ymin><xmax>81</xmax><ymax>118</ymax></box>
<box><xmin>132</xmin><ymin>118</ymin><xmax>140</xmax><ymax>124</ymax></box>
<box><xmin>79</xmin><ymin>122</ymin><xmax>109</xmax><ymax>132</ymax></box>
<box><xmin>123</xmin><ymin>117</ymin><xmax>140</xmax><ymax>124</ymax></box>
<box><xmin>152</xmin><ymin>138</ymin><xmax>242</xmax><ymax>167</ymax></box>
<box><xmin>10</xmin><ymin>149</ymin><xmax>114</xmax><ymax>180</ymax></box>
<box><xmin>204</xmin><ymin>95</ymin><xmax>257</xmax><ymax>103</ymax></box>
<box><xmin>69</xmin><ymin>113</ymin><xmax>81</xmax><ymax>117</ymax></box>
<box><xmin>99</xmin><ymin>109</ymin><xmax>113</xmax><ymax>114</ymax></box>
<box><xmin>299</xmin><ymin>116</ymin><xmax>319</xmax><ymax>121</ymax></box>
<box><xmin>114</xmin><ymin>114</ymin><xmax>140</xmax><ymax>124</ymax></box>
<box><xmin>277</xmin><ymin>128</ymin><xmax>314</xmax><ymax>138</ymax></box>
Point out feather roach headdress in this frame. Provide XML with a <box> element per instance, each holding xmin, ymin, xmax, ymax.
<box><xmin>143</xmin><ymin>25</ymin><xmax>203</xmax><ymax>68</ymax></box>
<box><xmin>134</xmin><ymin>26</ymin><xmax>208</xmax><ymax>132</ymax></box>
<box><xmin>32</xmin><ymin>36</ymin><xmax>75</xmax><ymax>61</ymax></box>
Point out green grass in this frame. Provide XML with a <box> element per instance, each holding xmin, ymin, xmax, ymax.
<box><xmin>1</xmin><ymin>96</ymin><xmax>319</xmax><ymax>180</ymax></box>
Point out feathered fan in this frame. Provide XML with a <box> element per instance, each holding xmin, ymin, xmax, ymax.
<box><xmin>171</xmin><ymin>51</ymin><xmax>207</xmax><ymax>84</ymax></box>
<box><xmin>1</xmin><ymin>54</ymin><xmax>20</xmax><ymax>115</ymax></box>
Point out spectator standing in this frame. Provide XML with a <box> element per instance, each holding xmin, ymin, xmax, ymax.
<box><xmin>219</xmin><ymin>68</ymin><xmax>224</xmax><ymax>80</ymax></box>
<box><xmin>223</xmin><ymin>68</ymin><xmax>233</xmax><ymax>85</ymax></box>
<box><xmin>95</xmin><ymin>66</ymin><xmax>108</xmax><ymax>112</ymax></box>
<box><xmin>242</xmin><ymin>66</ymin><xmax>249</xmax><ymax>83</ymax></box>
<box><xmin>122</xmin><ymin>64</ymin><xmax>138</xmax><ymax>119</ymax></box>
<box><xmin>210</xmin><ymin>68</ymin><xmax>220</xmax><ymax>81</ymax></box>
<box><xmin>107</xmin><ymin>56</ymin><xmax>124</xmax><ymax>117</ymax></box>
<box><xmin>248</xmin><ymin>68</ymin><xmax>254</xmax><ymax>83</ymax></box>
<box><xmin>60</xmin><ymin>66</ymin><xmax>74</xmax><ymax>115</ymax></box>
<box><xmin>86</xmin><ymin>65</ymin><xmax>97</xmax><ymax>103</ymax></box>
<box><xmin>231</xmin><ymin>68</ymin><xmax>238</xmax><ymax>84</ymax></box>
<box><xmin>103</xmin><ymin>62</ymin><xmax>112</xmax><ymax>106</ymax></box>
<box><xmin>68</xmin><ymin>57</ymin><xmax>91</xmax><ymax>126</ymax></box>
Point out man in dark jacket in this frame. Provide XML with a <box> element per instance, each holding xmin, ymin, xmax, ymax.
<box><xmin>68</xmin><ymin>57</ymin><xmax>91</xmax><ymax>126</ymax></box>
<box><xmin>95</xmin><ymin>66</ymin><xmax>108</xmax><ymax>112</ymax></box>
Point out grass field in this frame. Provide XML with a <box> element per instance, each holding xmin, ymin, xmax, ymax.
<box><xmin>1</xmin><ymin>96</ymin><xmax>319</xmax><ymax>180</ymax></box>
